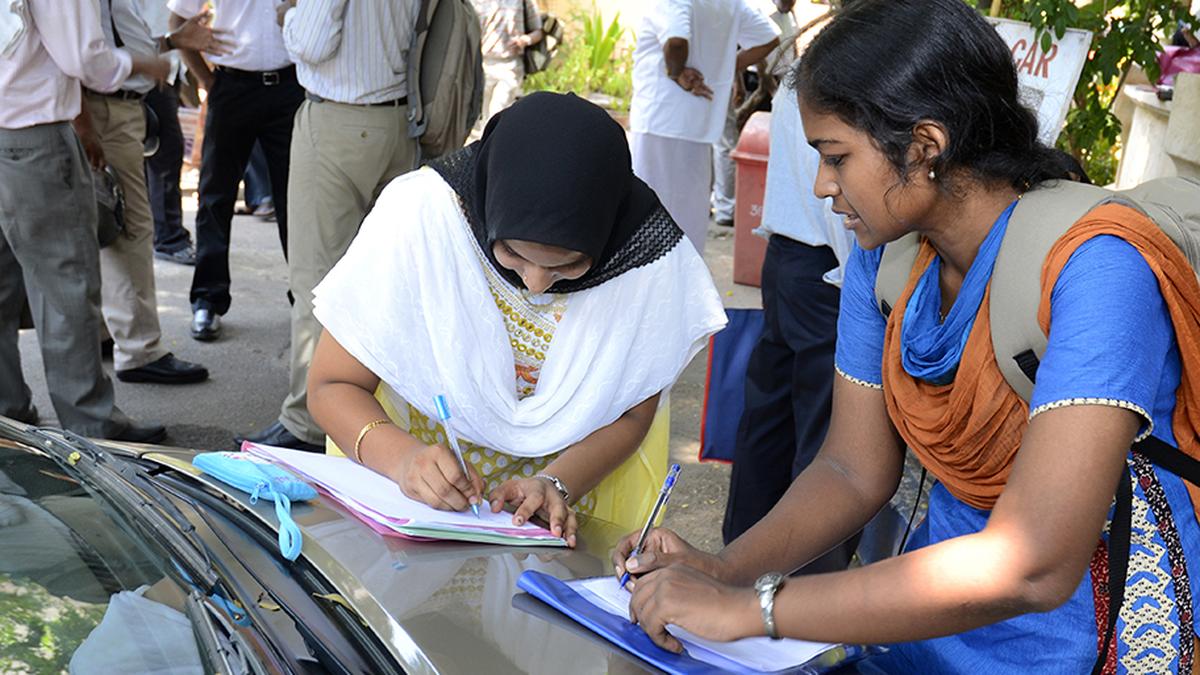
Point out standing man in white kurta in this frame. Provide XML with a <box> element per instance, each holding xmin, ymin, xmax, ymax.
<box><xmin>629</xmin><ymin>0</ymin><xmax>778</xmax><ymax>255</ymax></box>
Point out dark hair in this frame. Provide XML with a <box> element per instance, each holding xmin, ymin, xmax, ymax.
<box><xmin>793</xmin><ymin>0</ymin><xmax>1075</xmax><ymax>192</ymax></box>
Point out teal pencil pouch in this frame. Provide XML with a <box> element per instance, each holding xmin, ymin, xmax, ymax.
<box><xmin>192</xmin><ymin>451</ymin><xmax>317</xmax><ymax>561</ymax></box>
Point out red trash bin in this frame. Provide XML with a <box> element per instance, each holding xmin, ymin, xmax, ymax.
<box><xmin>730</xmin><ymin>111</ymin><xmax>772</xmax><ymax>287</ymax></box>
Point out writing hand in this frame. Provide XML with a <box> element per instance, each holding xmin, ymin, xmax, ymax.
<box><xmin>612</xmin><ymin>526</ymin><xmax>726</xmax><ymax>583</ymax></box>
<box><xmin>388</xmin><ymin>443</ymin><xmax>485</xmax><ymax>512</ymax></box>
<box><xmin>628</xmin><ymin>565</ymin><xmax>760</xmax><ymax>653</ymax></box>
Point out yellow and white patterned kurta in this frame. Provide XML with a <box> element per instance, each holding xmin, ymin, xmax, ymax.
<box><xmin>396</xmin><ymin>255</ymin><xmax>597</xmax><ymax>514</ymax></box>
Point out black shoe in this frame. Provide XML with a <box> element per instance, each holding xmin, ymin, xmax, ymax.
<box><xmin>715</xmin><ymin>218</ymin><xmax>734</xmax><ymax>228</ymax></box>
<box><xmin>155</xmin><ymin>245</ymin><xmax>196</xmax><ymax>266</ymax></box>
<box><xmin>191</xmin><ymin>308</ymin><xmax>221</xmax><ymax>342</ymax></box>
<box><xmin>237</xmin><ymin>421</ymin><xmax>323</xmax><ymax>453</ymax></box>
<box><xmin>117</xmin><ymin>353</ymin><xmax>209</xmax><ymax>384</ymax></box>
<box><xmin>106</xmin><ymin>421</ymin><xmax>168</xmax><ymax>444</ymax></box>
<box><xmin>6</xmin><ymin>405</ymin><xmax>39</xmax><ymax>425</ymax></box>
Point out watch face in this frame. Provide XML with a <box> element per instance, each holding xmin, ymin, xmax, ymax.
<box><xmin>755</xmin><ymin>572</ymin><xmax>784</xmax><ymax>592</ymax></box>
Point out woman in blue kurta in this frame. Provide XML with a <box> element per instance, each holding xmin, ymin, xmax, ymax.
<box><xmin>603</xmin><ymin>1</ymin><xmax>1200</xmax><ymax>672</ymax></box>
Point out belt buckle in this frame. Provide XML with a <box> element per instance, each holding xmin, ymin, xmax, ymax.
<box><xmin>262</xmin><ymin>71</ymin><xmax>280</xmax><ymax>86</ymax></box>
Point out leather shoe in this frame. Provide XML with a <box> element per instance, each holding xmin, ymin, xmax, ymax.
<box><xmin>191</xmin><ymin>308</ymin><xmax>221</xmax><ymax>342</ymax></box>
<box><xmin>6</xmin><ymin>404</ymin><xmax>39</xmax><ymax>425</ymax></box>
<box><xmin>117</xmin><ymin>353</ymin><xmax>209</xmax><ymax>384</ymax></box>
<box><xmin>238</xmin><ymin>421</ymin><xmax>323</xmax><ymax>453</ymax></box>
<box><xmin>106</xmin><ymin>421</ymin><xmax>168</xmax><ymax>444</ymax></box>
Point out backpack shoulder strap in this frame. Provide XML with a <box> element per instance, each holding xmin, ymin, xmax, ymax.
<box><xmin>989</xmin><ymin>180</ymin><xmax>1113</xmax><ymax>402</ymax></box>
<box><xmin>407</xmin><ymin>0</ymin><xmax>438</xmax><ymax>140</ymax></box>
<box><xmin>875</xmin><ymin>233</ymin><xmax>921</xmax><ymax>318</ymax></box>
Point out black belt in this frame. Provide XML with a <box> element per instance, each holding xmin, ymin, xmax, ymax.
<box><xmin>305</xmin><ymin>91</ymin><xmax>408</xmax><ymax>107</ymax></box>
<box><xmin>91</xmin><ymin>89</ymin><xmax>146</xmax><ymax>101</ymax></box>
<box><xmin>215</xmin><ymin>65</ymin><xmax>296</xmax><ymax>86</ymax></box>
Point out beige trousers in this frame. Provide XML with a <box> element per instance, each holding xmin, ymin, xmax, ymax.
<box><xmin>279</xmin><ymin>99</ymin><xmax>418</xmax><ymax>443</ymax></box>
<box><xmin>85</xmin><ymin>93</ymin><xmax>168</xmax><ymax>372</ymax></box>
<box><xmin>469</xmin><ymin>56</ymin><xmax>524</xmax><ymax>141</ymax></box>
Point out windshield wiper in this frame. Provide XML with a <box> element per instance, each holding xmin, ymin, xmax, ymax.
<box><xmin>7</xmin><ymin>422</ymin><xmax>219</xmax><ymax>592</ymax></box>
<box><xmin>186</xmin><ymin>590</ymin><xmax>268</xmax><ymax>675</ymax></box>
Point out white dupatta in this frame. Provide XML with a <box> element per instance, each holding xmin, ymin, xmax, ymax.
<box><xmin>313</xmin><ymin>168</ymin><xmax>727</xmax><ymax>457</ymax></box>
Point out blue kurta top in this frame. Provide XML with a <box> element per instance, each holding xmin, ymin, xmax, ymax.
<box><xmin>837</xmin><ymin>227</ymin><xmax>1200</xmax><ymax>673</ymax></box>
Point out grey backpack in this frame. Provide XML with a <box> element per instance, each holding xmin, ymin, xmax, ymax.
<box><xmin>874</xmin><ymin>176</ymin><xmax>1200</xmax><ymax>401</ymax></box>
<box><xmin>407</xmin><ymin>0</ymin><xmax>484</xmax><ymax>161</ymax></box>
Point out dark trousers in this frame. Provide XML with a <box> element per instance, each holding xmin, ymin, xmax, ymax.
<box><xmin>190</xmin><ymin>66</ymin><xmax>303</xmax><ymax>314</ymax></box>
<box><xmin>143</xmin><ymin>85</ymin><xmax>191</xmax><ymax>253</ymax></box>
<box><xmin>723</xmin><ymin>236</ymin><xmax>857</xmax><ymax>572</ymax></box>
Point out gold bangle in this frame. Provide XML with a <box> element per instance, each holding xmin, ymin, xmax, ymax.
<box><xmin>353</xmin><ymin>418</ymin><xmax>392</xmax><ymax>463</ymax></box>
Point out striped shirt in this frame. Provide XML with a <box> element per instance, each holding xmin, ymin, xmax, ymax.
<box><xmin>281</xmin><ymin>0</ymin><xmax>417</xmax><ymax>105</ymax></box>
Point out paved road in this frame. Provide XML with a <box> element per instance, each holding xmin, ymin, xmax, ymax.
<box><xmin>18</xmin><ymin>205</ymin><xmax>760</xmax><ymax>552</ymax></box>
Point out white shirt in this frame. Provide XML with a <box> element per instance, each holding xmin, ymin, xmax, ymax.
<box><xmin>756</xmin><ymin>84</ymin><xmax>854</xmax><ymax>287</ymax></box>
<box><xmin>0</xmin><ymin>0</ymin><xmax>132</xmax><ymax>129</ymax></box>
<box><xmin>630</xmin><ymin>0</ymin><xmax>778</xmax><ymax>144</ymax></box>
<box><xmin>282</xmin><ymin>0</ymin><xmax>416</xmax><ymax>104</ymax></box>
<box><xmin>168</xmin><ymin>0</ymin><xmax>291</xmax><ymax>71</ymax></box>
<box><xmin>100</xmin><ymin>0</ymin><xmax>159</xmax><ymax>94</ymax></box>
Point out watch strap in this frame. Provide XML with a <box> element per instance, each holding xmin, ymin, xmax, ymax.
<box><xmin>534</xmin><ymin>473</ymin><xmax>570</xmax><ymax>503</ymax></box>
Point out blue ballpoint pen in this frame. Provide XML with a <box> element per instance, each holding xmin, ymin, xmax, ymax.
<box><xmin>433</xmin><ymin>395</ymin><xmax>481</xmax><ymax>518</ymax></box>
<box><xmin>620</xmin><ymin>463</ymin><xmax>682</xmax><ymax>589</ymax></box>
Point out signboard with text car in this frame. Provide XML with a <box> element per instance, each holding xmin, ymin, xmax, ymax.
<box><xmin>987</xmin><ymin>17</ymin><xmax>1093</xmax><ymax>146</ymax></box>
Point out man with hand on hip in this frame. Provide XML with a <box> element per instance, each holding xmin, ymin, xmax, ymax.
<box><xmin>169</xmin><ymin>0</ymin><xmax>304</xmax><ymax>342</ymax></box>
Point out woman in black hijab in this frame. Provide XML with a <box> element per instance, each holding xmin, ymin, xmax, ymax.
<box><xmin>306</xmin><ymin>93</ymin><xmax>727</xmax><ymax>545</ymax></box>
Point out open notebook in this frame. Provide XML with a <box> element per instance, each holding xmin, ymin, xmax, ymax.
<box><xmin>245</xmin><ymin>443</ymin><xmax>566</xmax><ymax>547</ymax></box>
<box><xmin>517</xmin><ymin>571</ymin><xmax>867</xmax><ymax>674</ymax></box>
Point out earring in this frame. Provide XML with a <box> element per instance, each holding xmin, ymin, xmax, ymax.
<box><xmin>928</xmin><ymin>168</ymin><xmax>936</xmax><ymax>181</ymax></box>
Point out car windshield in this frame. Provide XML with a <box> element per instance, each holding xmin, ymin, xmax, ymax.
<box><xmin>0</xmin><ymin>444</ymin><xmax>207</xmax><ymax>674</ymax></box>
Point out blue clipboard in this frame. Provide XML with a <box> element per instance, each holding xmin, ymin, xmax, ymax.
<box><xmin>516</xmin><ymin>571</ymin><xmax>873</xmax><ymax>674</ymax></box>
<box><xmin>517</xmin><ymin>570</ymin><xmax>732</xmax><ymax>674</ymax></box>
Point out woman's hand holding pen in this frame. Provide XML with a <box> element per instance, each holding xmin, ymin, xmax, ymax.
<box><xmin>611</xmin><ymin>527</ymin><xmax>727</xmax><ymax>583</ymax></box>
<box><xmin>387</xmin><ymin>442</ymin><xmax>485</xmax><ymax>512</ymax></box>
<box><xmin>489</xmin><ymin>477</ymin><xmax>578</xmax><ymax>547</ymax></box>
<box><xmin>626</xmin><ymin>565</ymin><xmax>760</xmax><ymax>653</ymax></box>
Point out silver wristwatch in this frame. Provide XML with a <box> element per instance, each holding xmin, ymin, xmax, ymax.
<box><xmin>534</xmin><ymin>473</ymin><xmax>570</xmax><ymax>503</ymax></box>
<box><xmin>754</xmin><ymin>572</ymin><xmax>785</xmax><ymax>640</ymax></box>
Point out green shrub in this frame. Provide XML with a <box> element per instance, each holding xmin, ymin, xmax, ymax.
<box><xmin>525</xmin><ymin>8</ymin><xmax>634</xmax><ymax>112</ymax></box>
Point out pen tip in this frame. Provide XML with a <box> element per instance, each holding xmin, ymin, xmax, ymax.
<box><xmin>471</xmin><ymin>503</ymin><xmax>481</xmax><ymax>518</ymax></box>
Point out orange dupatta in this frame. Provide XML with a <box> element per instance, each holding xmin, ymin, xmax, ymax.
<box><xmin>882</xmin><ymin>204</ymin><xmax>1200</xmax><ymax>513</ymax></box>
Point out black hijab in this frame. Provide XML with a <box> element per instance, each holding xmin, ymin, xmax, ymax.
<box><xmin>429</xmin><ymin>92</ymin><xmax>682</xmax><ymax>293</ymax></box>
